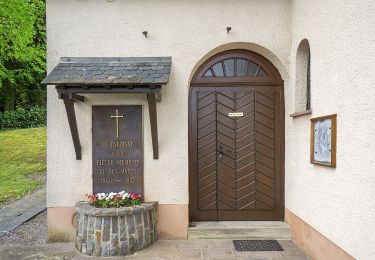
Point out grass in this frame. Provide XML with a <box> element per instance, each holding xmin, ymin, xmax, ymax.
<box><xmin>0</xmin><ymin>127</ymin><xmax>46</xmax><ymax>206</ymax></box>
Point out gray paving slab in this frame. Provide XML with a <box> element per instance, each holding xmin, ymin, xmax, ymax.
<box><xmin>0</xmin><ymin>240</ymin><xmax>310</xmax><ymax>259</ymax></box>
<box><xmin>0</xmin><ymin>189</ymin><xmax>46</xmax><ymax>238</ymax></box>
<box><xmin>188</xmin><ymin>221</ymin><xmax>292</xmax><ymax>240</ymax></box>
<box><xmin>191</xmin><ymin>221</ymin><xmax>290</xmax><ymax>229</ymax></box>
<box><xmin>0</xmin><ymin>243</ymin><xmax>75</xmax><ymax>260</ymax></box>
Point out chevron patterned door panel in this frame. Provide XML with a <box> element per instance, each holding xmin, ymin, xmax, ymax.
<box><xmin>190</xmin><ymin>86</ymin><xmax>283</xmax><ymax>221</ymax></box>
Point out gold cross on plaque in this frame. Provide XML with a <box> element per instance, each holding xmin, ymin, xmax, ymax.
<box><xmin>110</xmin><ymin>109</ymin><xmax>124</xmax><ymax>138</ymax></box>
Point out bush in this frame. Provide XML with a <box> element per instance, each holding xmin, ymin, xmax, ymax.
<box><xmin>0</xmin><ymin>107</ymin><xmax>46</xmax><ymax>129</ymax></box>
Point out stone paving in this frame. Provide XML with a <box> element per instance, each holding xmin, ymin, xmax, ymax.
<box><xmin>0</xmin><ymin>189</ymin><xmax>46</xmax><ymax>238</ymax></box>
<box><xmin>0</xmin><ymin>240</ymin><xmax>309</xmax><ymax>259</ymax></box>
<box><xmin>0</xmin><ymin>189</ymin><xmax>309</xmax><ymax>259</ymax></box>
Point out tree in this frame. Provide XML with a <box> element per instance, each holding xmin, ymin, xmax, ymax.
<box><xmin>0</xmin><ymin>0</ymin><xmax>46</xmax><ymax>111</ymax></box>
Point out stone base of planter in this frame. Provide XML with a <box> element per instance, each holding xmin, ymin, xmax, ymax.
<box><xmin>75</xmin><ymin>201</ymin><xmax>158</xmax><ymax>257</ymax></box>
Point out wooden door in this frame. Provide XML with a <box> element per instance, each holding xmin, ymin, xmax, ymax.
<box><xmin>189</xmin><ymin>50</ymin><xmax>284</xmax><ymax>221</ymax></box>
<box><xmin>190</xmin><ymin>86</ymin><xmax>283</xmax><ymax>220</ymax></box>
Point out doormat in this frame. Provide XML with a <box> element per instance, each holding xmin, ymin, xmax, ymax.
<box><xmin>233</xmin><ymin>240</ymin><xmax>284</xmax><ymax>251</ymax></box>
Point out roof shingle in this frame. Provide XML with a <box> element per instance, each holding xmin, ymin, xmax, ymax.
<box><xmin>41</xmin><ymin>57</ymin><xmax>172</xmax><ymax>86</ymax></box>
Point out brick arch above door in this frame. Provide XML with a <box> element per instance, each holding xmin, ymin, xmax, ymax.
<box><xmin>189</xmin><ymin>49</ymin><xmax>284</xmax><ymax>221</ymax></box>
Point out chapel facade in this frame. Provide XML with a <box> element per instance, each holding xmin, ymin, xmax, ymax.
<box><xmin>44</xmin><ymin>1</ymin><xmax>375</xmax><ymax>259</ymax></box>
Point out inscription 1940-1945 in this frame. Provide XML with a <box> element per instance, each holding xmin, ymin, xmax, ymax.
<box><xmin>92</xmin><ymin>106</ymin><xmax>143</xmax><ymax>195</ymax></box>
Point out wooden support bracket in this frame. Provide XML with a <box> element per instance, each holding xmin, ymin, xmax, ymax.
<box><xmin>155</xmin><ymin>91</ymin><xmax>161</xmax><ymax>102</ymax></box>
<box><xmin>56</xmin><ymin>86</ymin><xmax>161</xmax><ymax>160</ymax></box>
<box><xmin>147</xmin><ymin>93</ymin><xmax>159</xmax><ymax>159</ymax></box>
<box><xmin>59</xmin><ymin>93</ymin><xmax>84</xmax><ymax>160</ymax></box>
<box><xmin>69</xmin><ymin>93</ymin><xmax>85</xmax><ymax>102</ymax></box>
<box><xmin>155</xmin><ymin>86</ymin><xmax>161</xmax><ymax>102</ymax></box>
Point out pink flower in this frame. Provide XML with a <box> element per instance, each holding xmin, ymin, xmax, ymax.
<box><xmin>130</xmin><ymin>193</ymin><xmax>141</xmax><ymax>200</ymax></box>
<box><xmin>86</xmin><ymin>193</ymin><xmax>98</xmax><ymax>202</ymax></box>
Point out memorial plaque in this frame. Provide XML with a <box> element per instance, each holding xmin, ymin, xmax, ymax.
<box><xmin>92</xmin><ymin>106</ymin><xmax>143</xmax><ymax>195</ymax></box>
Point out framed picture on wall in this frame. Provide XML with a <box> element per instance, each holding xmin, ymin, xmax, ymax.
<box><xmin>310</xmin><ymin>114</ymin><xmax>337</xmax><ymax>167</ymax></box>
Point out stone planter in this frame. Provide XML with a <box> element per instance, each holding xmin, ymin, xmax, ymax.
<box><xmin>75</xmin><ymin>201</ymin><xmax>158</xmax><ymax>257</ymax></box>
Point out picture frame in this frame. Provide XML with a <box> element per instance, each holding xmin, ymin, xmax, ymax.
<box><xmin>310</xmin><ymin>114</ymin><xmax>337</xmax><ymax>167</ymax></box>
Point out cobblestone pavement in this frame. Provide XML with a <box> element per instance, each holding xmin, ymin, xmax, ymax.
<box><xmin>0</xmin><ymin>239</ymin><xmax>309</xmax><ymax>260</ymax></box>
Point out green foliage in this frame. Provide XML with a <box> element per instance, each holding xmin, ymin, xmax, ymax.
<box><xmin>0</xmin><ymin>107</ymin><xmax>46</xmax><ymax>129</ymax></box>
<box><xmin>0</xmin><ymin>127</ymin><xmax>46</xmax><ymax>206</ymax></box>
<box><xmin>0</xmin><ymin>0</ymin><xmax>46</xmax><ymax>110</ymax></box>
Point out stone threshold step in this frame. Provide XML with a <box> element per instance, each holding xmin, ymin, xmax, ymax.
<box><xmin>188</xmin><ymin>221</ymin><xmax>292</xmax><ymax>240</ymax></box>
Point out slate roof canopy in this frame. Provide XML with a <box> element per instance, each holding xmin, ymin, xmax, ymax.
<box><xmin>41</xmin><ymin>57</ymin><xmax>172</xmax><ymax>86</ymax></box>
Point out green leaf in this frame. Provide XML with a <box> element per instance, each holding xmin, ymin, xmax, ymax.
<box><xmin>0</xmin><ymin>0</ymin><xmax>46</xmax><ymax>110</ymax></box>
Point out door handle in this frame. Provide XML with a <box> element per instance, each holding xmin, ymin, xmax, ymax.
<box><xmin>218</xmin><ymin>145</ymin><xmax>223</xmax><ymax>159</ymax></box>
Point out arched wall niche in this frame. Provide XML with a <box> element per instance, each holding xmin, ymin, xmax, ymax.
<box><xmin>188</xmin><ymin>42</ymin><xmax>289</xmax><ymax>86</ymax></box>
<box><xmin>295</xmin><ymin>39</ymin><xmax>311</xmax><ymax>112</ymax></box>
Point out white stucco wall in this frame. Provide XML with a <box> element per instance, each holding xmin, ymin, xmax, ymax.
<box><xmin>46</xmin><ymin>0</ymin><xmax>375</xmax><ymax>258</ymax></box>
<box><xmin>46</xmin><ymin>0</ymin><xmax>292</xmax><ymax>206</ymax></box>
<box><xmin>286</xmin><ymin>1</ymin><xmax>375</xmax><ymax>259</ymax></box>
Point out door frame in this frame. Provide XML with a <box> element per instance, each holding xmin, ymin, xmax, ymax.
<box><xmin>188</xmin><ymin>49</ymin><xmax>285</xmax><ymax>221</ymax></box>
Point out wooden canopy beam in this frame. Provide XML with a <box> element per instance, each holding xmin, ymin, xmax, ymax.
<box><xmin>147</xmin><ymin>92</ymin><xmax>159</xmax><ymax>159</ymax></box>
<box><xmin>58</xmin><ymin>93</ymin><xmax>85</xmax><ymax>160</ymax></box>
<box><xmin>57</xmin><ymin>86</ymin><xmax>161</xmax><ymax>160</ymax></box>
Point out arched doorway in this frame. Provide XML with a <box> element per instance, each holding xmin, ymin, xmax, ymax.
<box><xmin>189</xmin><ymin>49</ymin><xmax>284</xmax><ymax>221</ymax></box>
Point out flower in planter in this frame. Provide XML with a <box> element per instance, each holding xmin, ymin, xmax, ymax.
<box><xmin>85</xmin><ymin>191</ymin><xmax>142</xmax><ymax>208</ymax></box>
